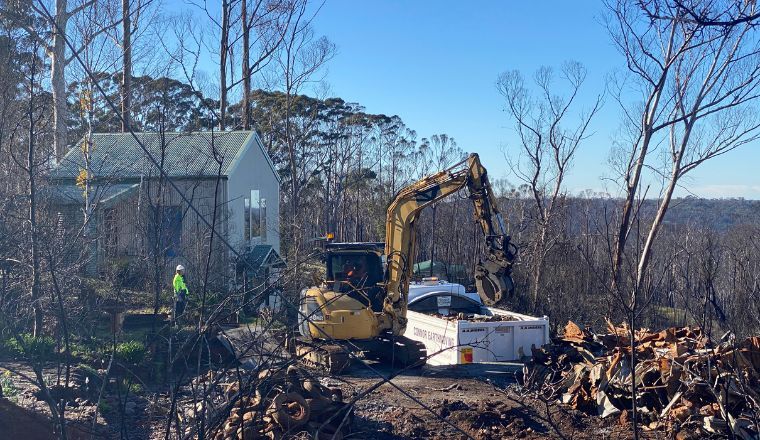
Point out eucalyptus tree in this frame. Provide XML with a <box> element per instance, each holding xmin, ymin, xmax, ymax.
<box><xmin>497</xmin><ymin>61</ymin><xmax>602</xmax><ymax>309</ymax></box>
<box><xmin>604</xmin><ymin>1</ymin><xmax>760</xmax><ymax>436</ymax></box>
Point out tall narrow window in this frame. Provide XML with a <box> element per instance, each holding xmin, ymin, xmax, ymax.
<box><xmin>260</xmin><ymin>198</ymin><xmax>267</xmax><ymax>243</ymax></box>
<box><xmin>164</xmin><ymin>207</ymin><xmax>182</xmax><ymax>258</ymax></box>
<box><xmin>149</xmin><ymin>206</ymin><xmax>182</xmax><ymax>257</ymax></box>
<box><xmin>104</xmin><ymin>208</ymin><xmax>118</xmax><ymax>257</ymax></box>
<box><xmin>243</xmin><ymin>198</ymin><xmax>251</xmax><ymax>241</ymax></box>
<box><xmin>250</xmin><ymin>190</ymin><xmax>261</xmax><ymax>240</ymax></box>
<box><xmin>56</xmin><ymin>212</ymin><xmax>65</xmax><ymax>242</ymax></box>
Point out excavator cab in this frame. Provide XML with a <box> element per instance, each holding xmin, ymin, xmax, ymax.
<box><xmin>323</xmin><ymin>242</ymin><xmax>386</xmax><ymax>312</ymax></box>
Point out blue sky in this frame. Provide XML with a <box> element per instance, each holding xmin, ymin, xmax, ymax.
<box><xmin>302</xmin><ymin>1</ymin><xmax>760</xmax><ymax>199</ymax></box>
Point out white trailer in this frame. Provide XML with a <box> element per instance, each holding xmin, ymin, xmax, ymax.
<box><xmin>405</xmin><ymin>282</ymin><xmax>550</xmax><ymax>365</ymax></box>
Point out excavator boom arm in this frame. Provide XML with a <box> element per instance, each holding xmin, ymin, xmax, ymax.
<box><xmin>381</xmin><ymin>153</ymin><xmax>516</xmax><ymax>335</ymax></box>
<box><xmin>465</xmin><ymin>156</ymin><xmax>517</xmax><ymax>305</ymax></box>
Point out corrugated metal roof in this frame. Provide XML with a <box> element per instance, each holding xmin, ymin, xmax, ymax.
<box><xmin>50</xmin><ymin>131</ymin><xmax>255</xmax><ymax>180</ymax></box>
<box><xmin>249</xmin><ymin>244</ymin><xmax>274</xmax><ymax>268</ymax></box>
<box><xmin>238</xmin><ymin>244</ymin><xmax>285</xmax><ymax>273</ymax></box>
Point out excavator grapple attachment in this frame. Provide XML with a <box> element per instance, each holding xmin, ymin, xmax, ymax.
<box><xmin>475</xmin><ymin>259</ymin><xmax>514</xmax><ymax>306</ymax></box>
<box><xmin>474</xmin><ymin>232</ymin><xmax>517</xmax><ymax>306</ymax></box>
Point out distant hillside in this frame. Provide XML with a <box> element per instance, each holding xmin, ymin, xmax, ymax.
<box><xmin>660</xmin><ymin>197</ymin><xmax>760</xmax><ymax>230</ymax></box>
<box><xmin>518</xmin><ymin>197</ymin><xmax>760</xmax><ymax>233</ymax></box>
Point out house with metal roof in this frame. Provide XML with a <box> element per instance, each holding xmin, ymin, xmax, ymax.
<box><xmin>47</xmin><ymin>131</ymin><xmax>281</xmax><ymax>283</ymax></box>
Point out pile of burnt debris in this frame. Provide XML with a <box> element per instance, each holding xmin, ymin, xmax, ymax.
<box><xmin>179</xmin><ymin>365</ymin><xmax>352</xmax><ymax>439</ymax></box>
<box><xmin>433</xmin><ymin>313</ymin><xmax>519</xmax><ymax>322</ymax></box>
<box><xmin>523</xmin><ymin>320</ymin><xmax>760</xmax><ymax>439</ymax></box>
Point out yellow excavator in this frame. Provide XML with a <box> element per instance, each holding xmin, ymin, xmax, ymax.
<box><xmin>296</xmin><ymin>153</ymin><xmax>516</xmax><ymax>372</ymax></box>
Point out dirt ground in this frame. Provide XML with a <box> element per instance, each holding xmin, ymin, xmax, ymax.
<box><xmin>0</xmin><ymin>361</ymin><xmax>151</xmax><ymax>439</ymax></box>
<box><xmin>334</xmin><ymin>362</ymin><xmax>664</xmax><ymax>440</ymax></box>
<box><xmin>1</xmin><ymin>359</ymin><xmax>666</xmax><ymax>439</ymax></box>
<box><xmin>0</xmin><ymin>398</ymin><xmax>97</xmax><ymax>440</ymax></box>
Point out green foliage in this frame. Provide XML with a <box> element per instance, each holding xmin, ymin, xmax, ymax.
<box><xmin>69</xmin><ymin>337</ymin><xmax>116</xmax><ymax>365</ymax></box>
<box><xmin>111</xmin><ymin>376</ymin><xmax>146</xmax><ymax>399</ymax></box>
<box><xmin>80</xmin><ymin>277</ymin><xmax>116</xmax><ymax>300</ymax></box>
<box><xmin>3</xmin><ymin>334</ymin><xmax>56</xmax><ymax>362</ymax></box>
<box><xmin>237</xmin><ymin>314</ymin><xmax>259</xmax><ymax>325</ymax></box>
<box><xmin>1</xmin><ymin>371</ymin><xmax>18</xmax><ymax>400</ymax></box>
<box><xmin>0</xmin><ymin>339</ymin><xmax>12</xmax><ymax>357</ymax></box>
<box><xmin>69</xmin><ymin>341</ymin><xmax>94</xmax><ymax>360</ymax></box>
<box><xmin>113</xmin><ymin>377</ymin><xmax>143</xmax><ymax>395</ymax></box>
<box><xmin>189</xmin><ymin>290</ymin><xmax>224</xmax><ymax>307</ymax></box>
<box><xmin>114</xmin><ymin>340</ymin><xmax>146</xmax><ymax>366</ymax></box>
<box><xmin>68</xmin><ymin>72</ymin><xmax>216</xmax><ymax>136</ymax></box>
<box><xmin>77</xmin><ymin>363</ymin><xmax>100</xmax><ymax>379</ymax></box>
<box><xmin>98</xmin><ymin>401</ymin><xmax>111</xmax><ymax>413</ymax></box>
<box><xmin>127</xmin><ymin>382</ymin><xmax>142</xmax><ymax>394</ymax></box>
<box><xmin>108</xmin><ymin>257</ymin><xmax>147</xmax><ymax>289</ymax></box>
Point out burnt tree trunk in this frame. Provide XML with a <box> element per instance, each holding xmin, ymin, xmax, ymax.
<box><xmin>121</xmin><ymin>0</ymin><xmax>131</xmax><ymax>131</ymax></box>
<box><xmin>51</xmin><ymin>0</ymin><xmax>69</xmax><ymax>161</ymax></box>
<box><xmin>241</xmin><ymin>0</ymin><xmax>251</xmax><ymax>130</ymax></box>
<box><xmin>219</xmin><ymin>0</ymin><xmax>229</xmax><ymax>130</ymax></box>
<box><xmin>28</xmin><ymin>49</ymin><xmax>43</xmax><ymax>337</ymax></box>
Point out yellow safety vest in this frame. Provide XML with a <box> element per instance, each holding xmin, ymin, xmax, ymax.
<box><xmin>173</xmin><ymin>273</ymin><xmax>188</xmax><ymax>298</ymax></box>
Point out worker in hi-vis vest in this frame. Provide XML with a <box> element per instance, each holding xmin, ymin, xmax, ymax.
<box><xmin>173</xmin><ymin>265</ymin><xmax>189</xmax><ymax>325</ymax></box>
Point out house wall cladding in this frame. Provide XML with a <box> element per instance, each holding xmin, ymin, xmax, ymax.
<box><xmin>96</xmin><ymin>178</ymin><xmax>230</xmax><ymax>286</ymax></box>
<box><xmin>226</xmin><ymin>135</ymin><xmax>280</xmax><ymax>253</ymax></box>
<box><xmin>48</xmin><ymin>203</ymin><xmax>85</xmax><ymax>269</ymax></box>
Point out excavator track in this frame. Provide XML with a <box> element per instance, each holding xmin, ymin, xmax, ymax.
<box><xmin>296</xmin><ymin>336</ymin><xmax>426</xmax><ymax>373</ymax></box>
<box><xmin>359</xmin><ymin>335</ymin><xmax>427</xmax><ymax>369</ymax></box>
<box><xmin>385</xmin><ymin>336</ymin><xmax>427</xmax><ymax>368</ymax></box>
<box><xmin>296</xmin><ymin>341</ymin><xmax>351</xmax><ymax>374</ymax></box>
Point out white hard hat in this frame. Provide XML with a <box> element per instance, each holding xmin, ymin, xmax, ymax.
<box><xmin>176</xmin><ymin>264</ymin><xmax>185</xmax><ymax>271</ymax></box>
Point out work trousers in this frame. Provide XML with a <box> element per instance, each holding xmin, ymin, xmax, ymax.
<box><xmin>174</xmin><ymin>291</ymin><xmax>187</xmax><ymax>324</ymax></box>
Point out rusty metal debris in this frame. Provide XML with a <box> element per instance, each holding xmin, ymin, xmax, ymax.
<box><xmin>523</xmin><ymin>320</ymin><xmax>760</xmax><ymax>439</ymax></box>
<box><xmin>177</xmin><ymin>365</ymin><xmax>351</xmax><ymax>440</ymax></box>
<box><xmin>215</xmin><ymin>366</ymin><xmax>351</xmax><ymax>440</ymax></box>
